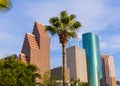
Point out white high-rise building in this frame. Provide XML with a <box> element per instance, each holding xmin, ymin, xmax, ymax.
<box><xmin>66</xmin><ymin>46</ymin><xmax>88</xmax><ymax>82</ymax></box>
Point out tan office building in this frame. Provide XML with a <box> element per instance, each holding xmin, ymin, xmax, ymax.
<box><xmin>51</xmin><ymin>66</ymin><xmax>70</xmax><ymax>81</ymax></box>
<box><xmin>101</xmin><ymin>55</ymin><xmax>116</xmax><ymax>86</ymax></box>
<box><xmin>66</xmin><ymin>46</ymin><xmax>88</xmax><ymax>82</ymax></box>
<box><xmin>20</xmin><ymin>21</ymin><xmax>50</xmax><ymax>76</ymax></box>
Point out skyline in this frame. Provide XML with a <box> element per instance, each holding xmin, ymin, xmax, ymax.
<box><xmin>0</xmin><ymin>0</ymin><xmax>120</xmax><ymax>80</ymax></box>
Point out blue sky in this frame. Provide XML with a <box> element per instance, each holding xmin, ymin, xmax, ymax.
<box><xmin>0</xmin><ymin>0</ymin><xmax>120</xmax><ymax>80</ymax></box>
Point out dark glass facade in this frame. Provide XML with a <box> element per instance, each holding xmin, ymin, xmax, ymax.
<box><xmin>82</xmin><ymin>32</ymin><xmax>103</xmax><ymax>86</ymax></box>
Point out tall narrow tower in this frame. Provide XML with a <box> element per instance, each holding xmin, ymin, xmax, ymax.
<box><xmin>66</xmin><ymin>46</ymin><xmax>88</xmax><ymax>82</ymax></box>
<box><xmin>82</xmin><ymin>32</ymin><xmax>103</xmax><ymax>86</ymax></box>
<box><xmin>20</xmin><ymin>21</ymin><xmax>50</xmax><ymax>75</ymax></box>
<box><xmin>101</xmin><ymin>55</ymin><xmax>116</xmax><ymax>86</ymax></box>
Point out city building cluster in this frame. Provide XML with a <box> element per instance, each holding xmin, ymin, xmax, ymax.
<box><xmin>20</xmin><ymin>21</ymin><xmax>117</xmax><ymax>86</ymax></box>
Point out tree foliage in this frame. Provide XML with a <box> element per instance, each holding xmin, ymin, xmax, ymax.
<box><xmin>0</xmin><ymin>55</ymin><xmax>41</xmax><ymax>86</ymax></box>
<box><xmin>70</xmin><ymin>78</ymin><xmax>89</xmax><ymax>86</ymax></box>
<box><xmin>0</xmin><ymin>0</ymin><xmax>12</xmax><ymax>12</ymax></box>
<box><xmin>46</xmin><ymin>10</ymin><xmax>82</xmax><ymax>44</ymax></box>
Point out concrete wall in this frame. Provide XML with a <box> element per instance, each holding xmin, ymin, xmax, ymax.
<box><xmin>101</xmin><ymin>55</ymin><xmax>116</xmax><ymax>86</ymax></box>
<box><xmin>20</xmin><ymin>21</ymin><xmax>50</xmax><ymax>76</ymax></box>
<box><xmin>67</xmin><ymin>46</ymin><xmax>88</xmax><ymax>82</ymax></box>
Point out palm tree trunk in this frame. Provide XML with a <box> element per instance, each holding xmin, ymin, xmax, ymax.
<box><xmin>62</xmin><ymin>43</ymin><xmax>67</xmax><ymax>86</ymax></box>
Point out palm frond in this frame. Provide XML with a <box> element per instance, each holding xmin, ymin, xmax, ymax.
<box><xmin>67</xmin><ymin>31</ymin><xmax>77</xmax><ymax>38</ymax></box>
<box><xmin>68</xmin><ymin>21</ymin><xmax>81</xmax><ymax>32</ymax></box>
<box><xmin>60</xmin><ymin>11</ymin><xmax>69</xmax><ymax>25</ymax></box>
<box><xmin>60</xmin><ymin>10</ymin><xmax>68</xmax><ymax>18</ymax></box>
<box><xmin>0</xmin><ymin>0</ymin><xmax>12</xmax><ymax>12</ymax></box>
<box><xmin>68</xmin><ymin>14</ymin><xmax>76</xmax><ymax>25</ymax></box>
<box><xmin>60</xmin><ymin>17</ymin><xmax>69</xmax><ymax>25</ymax></box>
<box><xmin>45</xmin><ymin>26</ymin><xmax>58</xmax><ymax>35</ymax></box>
<box><xmin>49</xmin><ymin>17</ymin><xmax>61</xmax><ymax>28</ymax></box>
<box><xmin>49</xmin><ymin>17</ymin><xmax>59</xmax><ymax>24</ymax></box>
<box><xmin>72</xmin><ymin>21</ymin><xmax>82</xmax><ymax>29</ymax></box>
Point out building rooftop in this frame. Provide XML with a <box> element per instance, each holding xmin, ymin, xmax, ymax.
<box><xmin>26</xmin><ymin>33</ymin><xmax>39</xmax><ymax>49</ymax></box>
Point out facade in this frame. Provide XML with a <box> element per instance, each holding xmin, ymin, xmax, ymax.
<box><xmin>117</xmin><ymin>81</ymin><xmax>120</xmax><ymax>85</ymax></box>
<box><xmin>20</xmin><ymin>21</ymin><xmax>50</xmax><ymax>76</ymax></box>
<box><xmin>66</xmin><ymin>46</ymin><xmax>88</xmax><ymax>82</ymax></box>
<box><xmin>101</xmin><ymin>55</ymin><xmax>116</xmax><ymax>86</ymax></box>
<box><xmin>82</xmin><ymin>32</ymin><xmax>103</xmax><ymax>86</ymax></box>
<box><xmin>51</xmin><ymin>66</ymin><xmax>70</xmax><ymax>81</ymax></box>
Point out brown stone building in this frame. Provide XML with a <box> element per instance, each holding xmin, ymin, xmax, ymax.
<box><xmin>101</xmin><ymin>55</ymin><xmax>116</xmax><ymax>86</ymax></box>
<box><xmin>20</xmin><ymin>21</ymin><xmax>50</xmax><ymax>76</ymax></box>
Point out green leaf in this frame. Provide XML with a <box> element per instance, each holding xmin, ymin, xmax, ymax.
<box><xmin>0</xmin><ymin>0</ymin><xmax>12</xmax><ymax>12</ymax></box>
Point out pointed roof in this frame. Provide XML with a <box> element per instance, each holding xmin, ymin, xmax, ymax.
<box><xmin>33</xmin><ymin>21</ymin><xmax>49</xmax><ymax>37</ymax></box>
<box><xmin>25</xmin><ymin>33</ymin><xmax>39</xmax><ymax>49</ymax></box>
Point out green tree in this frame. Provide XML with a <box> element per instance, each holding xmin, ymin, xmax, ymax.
<box><xmin>0</xmin><ymin>0</ymin><xmax>12</xmax><ymax>12</ymax></box>
<box><xmin>0</xmin><ymin>55</ymin><xmax>41</xmax><ymax>86</ymax></box>
<box><xmin>70</xmin><ymin>78</ymin><xmax>89</xmax><ymax>86</ymax></box>
<box><xmin>70</xmin><ymin>78</ymin><xmax>78</xmax><ymax>86</ymax></box>
<box><xmin>80</xmin><ymin>82</ymin><xmax>89</xmax><ymax>86</ymax></box>
<box><xmin>46</xmin><ymin>10</ymin><xmax>82</xmax><ymax>86</ymax></box>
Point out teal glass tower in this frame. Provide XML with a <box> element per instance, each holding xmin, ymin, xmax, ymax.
<box><xmin>82</xmin><ymin>32</ymin><xmax>103</xmax><ymax>86</ymax></box>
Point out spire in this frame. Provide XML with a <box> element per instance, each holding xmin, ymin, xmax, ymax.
<box><xmin>33</xmin><ymin>21</ymin><xmax>49</xmax><ymax>37</ymax></box>
<box><xmin>32</xmin><ymin>21</ymin><xmax>49</xmax><ymax>48</ymax></box>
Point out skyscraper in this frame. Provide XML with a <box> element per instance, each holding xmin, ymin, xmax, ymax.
<box><xmin>82</xmin><ymin>32</ymin><xmax>103</xmax><ymax>86</ymax></box>
<box><xmin>51</xmin><ymin>66</ymin><xmax>70</xmax><ymax>81</ymax></box>
<box><xmin>20</xmin><ymin>21</ymin><xmax>50</xmax><ymax>76</ymax></box>
<box><xmin>101</xmin><ymin>55</ymin><xmax>116</xmax><ymax>86</ymax></box>
<box><xmin>66</xmin><ymin>46</ymin><xmax>88</xmax><ymax>82</ymax></box>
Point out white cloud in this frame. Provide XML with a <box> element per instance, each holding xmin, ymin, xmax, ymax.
<box><xmin>100</xmin><ymin>41</ymin><xmax>107</xmax><ymax>49</ymax></box>
<box><xmin>23</xmin><ymin>0</ymin><xmax>106</xmax><ymax>24</ymax></box>
<box><xmin>100</xmin><ymin>34</ymin><xmax>120</xmax><ymax>54</ymax></box>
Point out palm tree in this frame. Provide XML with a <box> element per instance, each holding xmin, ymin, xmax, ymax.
<box><xmin>45</xmin><ymin>10</ymin><xmax>82</xmax><ymax>86</ymax></box>
<box><xmin>0</xmin><ymin>0</ymin><xmax>12</xmax><ymax>12</ymax></box>
<box><xmin>70</xmin><ymin>78</ymin><xmax>89</xmax><ymax>86</ymax></box>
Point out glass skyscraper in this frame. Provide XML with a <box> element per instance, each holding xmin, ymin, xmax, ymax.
<box><xmin>82</xmin><ymin>32</ymin><xmax>103</xmax><ymax>86</ymax></box>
